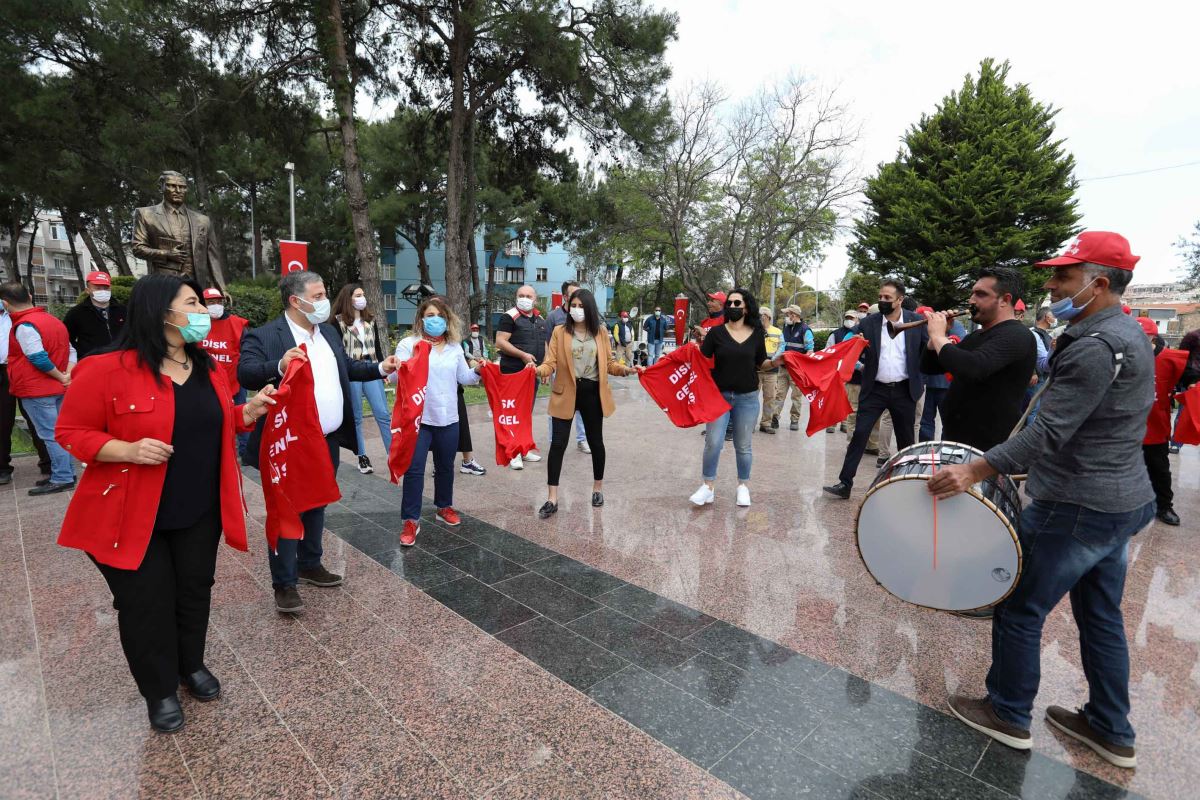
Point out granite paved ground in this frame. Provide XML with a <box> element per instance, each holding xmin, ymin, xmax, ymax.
<box><xmin>4</xmin><ymin>377</ymin><xmax>1195</xmax><ymax>798</ymax></box>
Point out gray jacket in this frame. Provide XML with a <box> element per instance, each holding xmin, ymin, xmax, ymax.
<box><xmin>985</xmin><ymin>304</ymin><xmax>1154</xmax><ymax>513</ymax></box>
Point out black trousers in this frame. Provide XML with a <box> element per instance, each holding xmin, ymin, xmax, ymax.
<box><xmin>92</xmin><ymin>507</ymin><xmax>222</xmax><ymax>701</ymax></box>
<box><xmin>840</xmin><ymin>382</ymin><xmax>917</xmax><ymax>485</ymax></box>
<box><xmin>547</xmin><ymin>378</ymin><xmax>605</xmax><ymax>485</ymax></box>
<box><xmin>1</xmin><ymin>364</ymin><xmax>51</xmax><ymax>475</ymax></box>
<box><xmin>456</xmin><ymin>385</ymin><xmax>473</xmax><ymax>453</ymax></box>
<box><xmin>1142</xmin><ymin>443</ymin><xmax>1173</xmax><ymax>514</ymax></box>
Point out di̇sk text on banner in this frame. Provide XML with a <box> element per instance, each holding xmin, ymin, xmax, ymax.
<box><xmin>388</xmin><ymin>339</ymin><xmax>431</xmax><ymax>481</ymax></box>
<box><xmin>638</xmin><ymin>342</ymin><xmax>730</xmax><ymax>427</ymax></box>
<box><xmin>781</xmin><ymin>336</ymin><xmax>870</xmax><ymax>436</ymax></box>
<box><xmin>478</xmin><ymin>362</ymin><xmax>539</xmax><ymax>464</ymax></box>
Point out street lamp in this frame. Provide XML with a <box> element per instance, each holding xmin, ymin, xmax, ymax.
<box><xmin>283</xmin><ymin>162</ymin><xmax>296</xmax><ymax>240</ymax></box>
<box><xmin>218</xmin><ymin>170</ymin><xmax>256</xmax><ymax>279</ymax></box>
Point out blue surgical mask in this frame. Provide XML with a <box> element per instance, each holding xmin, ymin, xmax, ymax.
<box><xmin>1048</xmin><ymin>278</ymin><xmax>1098</xmax><ymax>322</ymax></box>
<box><xmin>167</xmin><ymin>310</ymin><xmax>212</xmax><ymax>343</ymax></box>
<box><xmin>296</xmin><ymin>296</ymin><xmax>331</xmax><ymax>325</ymax></box>
<box><xmin>423</xmin><ymin>315</ymin><xmax>447</xmax><ymax>337</ymax></box>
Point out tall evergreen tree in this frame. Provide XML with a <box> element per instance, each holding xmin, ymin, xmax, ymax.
<box><xmin>848</xmin><ymin>59</ymin><xmax>1080</xmax><ymax>309</ymax></box>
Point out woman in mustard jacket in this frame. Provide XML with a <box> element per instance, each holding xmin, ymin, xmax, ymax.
<box><xmin>534</xmin><ymin>289</ymin><xmax>640</xmax><ymax>517</ymax></box>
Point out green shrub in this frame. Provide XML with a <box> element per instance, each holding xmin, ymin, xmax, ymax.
<box><xmin>227</xmin><ymin>281</ymin><xmax>283</xmax><ymax>327</ymax></box>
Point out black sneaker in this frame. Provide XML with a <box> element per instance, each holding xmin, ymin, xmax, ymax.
<box><xmin>823</xmin><ymin>481</ymin><xmax>852</xmax><ymax>499</ymax></box>
<box><xmin>274</xmin><ymin>587</ymin><xmax>304</xmax><ymax>614</ymax></box>
<box><xmin>1157</xmin><ymin>508</ymin><xmax>1180</xmax><ymax>526</ymax></box>
<box><xmin>181</xmin><ymin>667</ymin><xmax>221</xmax><ymax>701</ymax></box>
<box><xmin>358</xmin><ymin>455</ymin><xmax>373</xmax><ymax>474</ymax></box>
<box><xmin>759</xmin><ymin>424</ymin><xmax>776</xmax><ymax>435</ymax></box>
<box><xmin>537</xmin><ymin>501</ymin><xmax>558</xmax><ymax>519</ymax></box>
<box><xmin>0</xmin><ymin>471</ymin><xmax>11</xmax><ymax>486</ymax></box>
<box><xmin>298</xmin><ymin>565</ymin><xmax>343</xmax><ymax>587</ymax></box>
<box><xmin>771</xmin><ymin>415</ymin><xmax>779</xmax><ymax>429</ymax></box>
<box><xmin>28</xmin><ymin>480</ymin><xmax>75</xmax><ymax>496</ymax></box>
<box><xmin>592</xmin><ymin>492</ymin><xmax>604</xmax><ymax>507</ymax></box>
<box><xmin>147</xmin><ymin>694</ymin><xmax>185</xmax><ymax>733</ymax></box>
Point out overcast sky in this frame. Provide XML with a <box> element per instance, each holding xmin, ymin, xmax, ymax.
<box><xmin>654</xmin><ymin>0</ymin><xmax>1200</xmax><ymax>290</ymax></box>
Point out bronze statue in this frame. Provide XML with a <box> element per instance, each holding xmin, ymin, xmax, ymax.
<box><xmin>132</xmin><ymin>171</ymin><xmax>227</xmax><ymax>289</ymax></box>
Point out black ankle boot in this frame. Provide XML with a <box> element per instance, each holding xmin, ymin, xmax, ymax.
<box><xmin>181</xmin><ymin>666</ymin><xmax>221</xmax><ymax>701</ymax></box>
<box><xmin>147</xmin><ymin>693</ymin><xmax>185</xmax><ymax>733</ymax></box>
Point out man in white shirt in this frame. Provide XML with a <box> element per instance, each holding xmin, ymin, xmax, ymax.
<box><xmin>825</xmin><ymin>279</ymin><xmax>929</xmax><ymax>498</ymax></box>
<box><xmin>239</xmin><ymin>271</ymin><xmax>398</xmax><ymax>614</ymax></box>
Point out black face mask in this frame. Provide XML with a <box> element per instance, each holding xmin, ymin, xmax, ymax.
<box><xmin>877</xmin><ymin>300</ymin><xmax>894</xmax><ymax>315</ymax></box>
<box><xmin>725</xmin><ymin>307</ymin><xmax>744</xmax><ymax>322</ymax></box>
<box><xmin>969</xmin><ymin>303</ymin><xmax>981</xmax><ymax>319</ymax></box>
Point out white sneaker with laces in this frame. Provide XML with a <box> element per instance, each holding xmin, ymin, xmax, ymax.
<box><xmin>524</xmin><ymin>451</ymin><xmax>542</xmax><ymax>462</ymax></box>
<box><xmin>510</xmin><ymin>455</ymin><xmax>524</xmax><ymax>470</ymax></box>
<box><xmin>578</xmin><ymin>441</ymin><xmax>591</xmax><ymax>454</ymax></box>
<box><xmin>736</xmin><ymin>484</ymin><xmax>751</xmax><ymax>507</ymax></box>
<box><xmin>689</xmin><ymin>484</ymin><xmax>715</xmax><ymax>506</ymax></box>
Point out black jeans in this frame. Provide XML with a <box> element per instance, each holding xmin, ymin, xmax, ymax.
<box><xmin>1142</xmin><ymin>443</ymin><xmax>1173</xmax><ymax>514</ymax></box>
<box><xmin>840</xmin><ymin>382</ymin><xmax>917</xmax><ymax>485</ymax></box>
<box><xmin>92</xmin><ymin>506</ymin><xmax>222</xmax><ymax>701</ymax></box>
<box><xmin>456</xmin><ymin>385</ymin><xmax>472</xmax><ymax>453</ymax></box>
<box><xmin>547</xmin><ymin>378</ymin><xmax>605</xmax><ymax>486</ymax></box>
<box><xmin>1</xmin><ymin>364</ymin><xmax>51</xmax><ymax>475</ymax></box>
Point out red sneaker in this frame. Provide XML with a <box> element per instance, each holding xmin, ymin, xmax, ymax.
<box><xmin>400</xmin><ymin>520</ymin><xmax>419</xmax><ymax>547</ymax></box>
<box><xmin>436</xmin><ymin>507</ymin><xmax>462</xmax><ymax>527</ymax></box>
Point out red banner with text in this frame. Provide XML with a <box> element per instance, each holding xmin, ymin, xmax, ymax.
<box><xmin>479</xmin><ymin>362</ymin><xmax>538</xmax><ymax>464</ymax></box>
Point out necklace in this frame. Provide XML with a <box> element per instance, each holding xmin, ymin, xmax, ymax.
<box><xmin>165</xmin><ymin>351</ymin><xmax>190</xmax><ymax>371</ymax></box>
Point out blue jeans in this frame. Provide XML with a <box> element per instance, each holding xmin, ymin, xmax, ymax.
<box><xmin>648</xmin><ymin>341</ymin><xmax>664</xmax><ymax>365</ymax></box>
<box><xmin>350</xmin><ymin>379</ymin><xmax>392</xmax><ymax>456</ymax></box>
<box><xmin>987</xmin><ymin>498</ymin><xmax>1155</xmax><ymax>745</ymax></box>
<box><xmin>269</xmin><ymin>436</ymin><xmax>339</xmax><ymax>589</ymax></box>
<box><xmin>702</xmin><ymin>391</ymin><xmax>758</xmax><ymax>481</ymax></box>
<box><xmin>402</xmin><ymin>422</ymin><xmax>458</xmax><ymax>521</ymax></box>
<box><xmin>22</xmin><ymin>394</ymin><xmax>74</xmax><ymax>484</ymax></box>
<box><xmin>232</xmin><ymin>387</ymin><xmax>250</xmax><ymax>457</ymax></box>
<box><xmin>918</xmin><ymin>386</ymin><xmax>948</xmax><ymax>441</ymax></box>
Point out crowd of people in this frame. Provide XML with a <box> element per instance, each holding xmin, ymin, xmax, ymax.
<box><xmin>1</xmin><ymin>228</ymin><xmax>1195</xmax><ymax>772</ymax></box>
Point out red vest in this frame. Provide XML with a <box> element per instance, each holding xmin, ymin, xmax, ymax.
<box><xmin>7</xmin><ymin>306</ymin><xmax>70</xmax><ymax>398</ymax></box>
<box><xmin>200</xmin><ymin>314</ymin><xmax>248</xmax><ymax>394</ymax></box>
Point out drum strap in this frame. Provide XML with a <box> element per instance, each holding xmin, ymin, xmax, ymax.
<box><xmin>1007</xmin><ymin>330</ymin><xmax>1124</xmax><ymax>440</ymax></box>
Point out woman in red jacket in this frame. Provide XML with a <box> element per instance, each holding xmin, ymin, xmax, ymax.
<box><xmin>56</xmin><ymin>274</ymin><xmax>277</xmax><ymax>733</ymax></box>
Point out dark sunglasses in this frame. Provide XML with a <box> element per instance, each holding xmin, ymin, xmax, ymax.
<box><xmin>725</xmin><ymin>299</ymin><xmax>744</xmax><ymax>308</ymax></box>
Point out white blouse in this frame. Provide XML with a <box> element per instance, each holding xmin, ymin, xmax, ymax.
<box><xmin>394</xmin><ymin>336</ymin><xmax>480</xmax><ymax>427</ymax></box>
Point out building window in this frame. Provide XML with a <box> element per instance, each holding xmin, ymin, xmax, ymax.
<box><xmin>49</xmin><ymin>222</ymin><xmax>67</xmax><ymax>241</ymax></box>
<box><xmin>504</xmin><ymin>240</ymin><xmax>526</xmax><ymax>258</ymax></box>
<box><xmin>505</xmin><ymin>267</ymin><xmax>525</xmax><ymax>284</ymax></box>
<box><xmin>576</xmin><ymin>268</ymin><xmax>588</xmax><ymax>284</ymax></box>
<box><xmin>536</xmin><ymin>268</ymin><xmax>548</xmax><ymax>282</ymax></box>
<box><xmin>381</xmin><ymin>262</ymin><xmax>395</xmax><ymax>281</ymax></box>
<box><xmin>52</xmin><ymin>256</ymin><xmax>72</xmax><ymax>277</ymax></box>
<box><xmin>34</xmin><ymin>293</ymin><xmax>49</xmax><ymax>305</ymax></box>
<box><xmin>384</xmin><ymin>293</ymin><xmax>396</xmax><ymax>311</ymax></box>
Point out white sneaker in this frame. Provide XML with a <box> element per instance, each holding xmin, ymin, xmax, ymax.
<box><xmin>577</xmin><ymin>441</ymin><xmax>591</xmax><ymax>454</ymax></box>
<box><xmin>510</xmin><ymin>455</ymin><xmax>524</xmax><ymax>470</ymax></box>
<box><xmin>689</xmin><ymin>484</ymin><xmax>715</xmax><ymax>506</ymax></box>
<box><xmin>524</xmin><ymin>451</ymin><xmax>542</xmax><ymax>462</ymax></box>
<box><xmin>736</xmin><ymin>485</ymin><xmax>751</xmax><ymax>507</ymax></box>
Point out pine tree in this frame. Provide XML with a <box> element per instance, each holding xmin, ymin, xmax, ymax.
<box><xmin>848</xmin><ymin>59</ymin><xmax>1080</xmax><ymax>309</ymax></box>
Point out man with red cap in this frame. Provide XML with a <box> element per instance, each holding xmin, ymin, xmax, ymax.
<box><xmin>928</xmin><ymin>232</ymin><xmax>1155</xmax><ymax>769</ymax></box>
<box><xmin>1136</xmin><ymin>316</ymin><xmax>1186</xmax><ymax>526</ymax></box>
<box><xmin>63</xmin><ymin>270</ymin><xmax>126</xmax><ymax>359</ymax></box>
<box><xmin>699</xmin><ymin>291</ymin><xmax>726</xmax><ymax>333</ymax></box>
<box><xmin>199</xmin><ymin>287</ymin><xmax>251</xmax><ymax>457</ymax></box>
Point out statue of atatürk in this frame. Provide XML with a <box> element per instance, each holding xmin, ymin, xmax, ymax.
<box><xmin>132</xmin><ymin>170</ymin><xmax>227</xmax><ymax>289</ymax></box>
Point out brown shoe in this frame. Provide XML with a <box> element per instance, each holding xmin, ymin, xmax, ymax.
<box><xmin>948</xmin><ymin>695</ymin><xmax>1031</xmax><ymax>750</ymax></box>
<box><xmin>1046</xmin><ymin>706</ymin><xmax>1136</xmax><ymax>768</ymax></box>
<box><xmin>274</xmin><ymin>587</ymin><xmax>304</xmax><ymax>614</ymax></box>
<box><xmin>298</xmin><ymin>565</ymin><xmax>343</xmax><ymax>587</ymax></box>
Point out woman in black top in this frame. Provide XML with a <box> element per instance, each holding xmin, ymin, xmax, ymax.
<box><xmin>691</xmin><ymin>288</ymin><xmax>771</xmax><ymax>508</ymax></box>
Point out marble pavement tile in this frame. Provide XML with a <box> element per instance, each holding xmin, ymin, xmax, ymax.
<box><xmin>594</xmin><ymin>582</ymin><xmax>716</xmax><ymax>639</ymax></box>
<box><xmin>709</xmin><ymin>731</ymin><xmax>859</xmax><ymax>800</ymax></box>
<box><xmin>496</xmin><ymin>616</ymin><xmax>626</xmax><ymax>691</ymax></box>
<box><xmin>425</xmin><ymin>576</ymin><xmax>539</xmax><ymax>635</ymax></box>
<box><xmin>567</xmin><ymin>606</ymin><xmax>698</xmax><ymax>671</ymax></box>
<box><xmin>525</xmin><ymin>552</ymin><xmax>629</xmax><ymax>597</ymax></box>
<box><xmin>492</xmin><ymin>571</ymin><xmax>600</xmax><ymax>624</ymax></box>
<box><xmin>434</xmin><ymin>543</ymin><xmax>529</xmax><ymax>585</ymax></box>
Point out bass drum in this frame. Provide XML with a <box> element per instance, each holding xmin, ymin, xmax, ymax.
<box><xmin>855</xmin><ymin>441</ymin><xmax>1023</xmax><ymax>614</ymax></box>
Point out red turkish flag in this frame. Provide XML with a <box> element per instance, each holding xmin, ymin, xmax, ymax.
<box><xmin>551</xmin><ymin>292</ymin><xmax>563</xmax><ymax>311</ymax></box>
<box><xmin>781</xmin><ymin>337</ymin><xmax>869</xmax><ymax>436</ymax></box>
<box><xmin>387</xmin><ymin>340</ymin><xmax>431</xmax><ymax>482</ymax></box>
<box><xmin>260</xmin><ymin>348</ymin><xmax>341</xmax><ymax>552</ymax></box>
<box><xmin>479</xmin><ymin>362</ymin><xmax>538</xmax><ymax>464</ymax></box>
<box><xmin>279</xmin><ymin>240</ymin><xmax>308</xmax><ymax>273</ymax></box>
<box><xmin>638</xmin><ymin>342</ymin><xmax>730</xmax><ymax>428</ymax></box>
<box><xmin>1173</xmin><ymin>383</ymin><xmax>1200</xmax><ymax>445</ymax></box>
<box><xmin>673</xmin><ymin>297</ymin><xmax>689</xmax><ymax>346</ymax></box>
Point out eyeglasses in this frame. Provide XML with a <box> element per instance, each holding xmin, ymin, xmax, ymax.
<box><xmin>725</xmin><ymin>300</ymin><xmax>744</xmax><ymax>308</ymax></box>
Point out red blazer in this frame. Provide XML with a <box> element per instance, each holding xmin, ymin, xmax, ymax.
<box><xmin>55</xmin><ymin>350</ymin><xmax>254</xmax><ymax>569</ymax></box>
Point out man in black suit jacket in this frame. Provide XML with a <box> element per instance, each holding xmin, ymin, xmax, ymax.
<box><xmin>239</xmin><ymin>271</ymin><xmax>398</xmax><ymax>613</ymax></box>
<box><xmin>825</xmin><ymin>279</ymin><xmax>928</xmax><ymax>498</ymax></box>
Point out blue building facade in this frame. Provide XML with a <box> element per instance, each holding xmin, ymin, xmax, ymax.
<box><xmin>379</xmin><ymin>233</ymin><xmax>614</xmax><ymax>328</ymax></box>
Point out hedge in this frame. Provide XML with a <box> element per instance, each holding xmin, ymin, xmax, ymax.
<box><xmin>68</xmin><ymin>275</ymin><xmax>280</xmax><ymax>328</ymax></box>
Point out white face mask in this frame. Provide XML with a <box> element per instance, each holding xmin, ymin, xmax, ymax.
<box><xmin>352</xmin><ymin>296</ymin><xmax>368</xmax><ymax>311</ymax></box>
<box><xmin>569</xmin><ymin>307</ymin><xmax>586</xmax><ymax>322</ymax></box>
<box><xmin>655</xmin><ymin>310</ymin><xmax>661</xmax><ymax>316</ymax></box>
<box><xmin>91</xmin><ymin>290</ymin><xmax>111</xmax><ymax>304</ymax></box>
<box><xmin>470</xmin><ymin>331</ymin><xmax>479</xmax><ymax>339</ymax></box>
<box><xmin>207</xmin><ymin>304</ymin><xmax>225</xmax><ymax>318</ymax></box>
<box><xmin>516</xmin><ymin>297</ymin><xmax>534</xmax><ymax>313</ymax></box>
<box><xmin>296</xmin><ymin>296</ymin><xmax>331</xmax><ymax>325</ymax></box>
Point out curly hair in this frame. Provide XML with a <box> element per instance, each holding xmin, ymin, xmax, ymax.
<box><xmin>413</xmin><ymin>295</ymin><xmax>464</xmax><ymax>344</ymax></box>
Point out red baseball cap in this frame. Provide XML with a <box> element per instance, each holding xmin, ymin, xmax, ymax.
<box><xmin>85</xmin><ymin>270</ymin><xmax>111</xmax><ymax>286</ymax></box>
<box><xmin>202</xmin><ymin>288</ymin><xmax>224</xmax><ymax>300</ymax></box>
<box><xmin>1014</xmin><ymin>299</ymin><xmax>1026</xmax><ymax>312</ymax></box>
<box><xmin>470</xmin><ymin>323</ymin><xmax>480</xmax><ymax>330</ymax></box>
<box><xmin>707</xmin><ymin>291</ymin><xmax>727</xmax><ymax>303</ymax></box>
<box><xmin>1122</xmin><ymin>304</ymin><xmax>1132</xmax><ymax>315</ymax></box>
<box><xmin>1135</xmin><ymin>317</ymin><xmax>1157</xmax><ymax>337</ymax></box>
<box><xmin>1035</xmin><ymin>231</ymin><xmax>1139</xmax><ymax>271</ymax></box>
<box><xmin>857</xmin><ymin>302</ymin><xmax>870</xmax><ymax>311</ymax></box>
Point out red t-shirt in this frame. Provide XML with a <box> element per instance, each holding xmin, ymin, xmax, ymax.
<box><xmin>638</xmin><ymin>343</ymin><xmax>730</xmax><ymax>427</ymax></box>
<box><xmin>479</xmin><ymin>362</ymin><xmax>538</xmax><ymax>464</ymax></box>
<box><xmin>1145</xmin><ymin>348</ymin><xmax>1188</xmax><ymax>444</ymax></box>
<box><xmin>201</xmin><ymin>314</ymin><xmax>248</xmax><ymax>395</ymax></box>
<box><xmin>699</xmin><ymin>313</ymin><xmax>724</xmax><ymax>329</ymax></box>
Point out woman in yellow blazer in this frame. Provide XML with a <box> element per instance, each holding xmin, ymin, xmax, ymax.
<box><xmin>535</xmin><ymin>289</ymin><xmax>641</xmax><ymax>517</ymax></box>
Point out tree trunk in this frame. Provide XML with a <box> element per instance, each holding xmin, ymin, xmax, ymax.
<box><xmin>320</xmin><ymin>0</ymin><xmax>387</xmax><ymax>349</ymax></box>
<box><xmin>467</xmin><ymin>231</ymin><xmax>481</xmax><ymax>324</ymax></box>
<box><xmin>415</xmin><ymin>237</ymin><xmax>432</xmax><ymax>286</ymax></box>
<box><xmin>655</xmin><ymin>249</ymin><xmax>665</xmax><ymax>308</ymax></box>
<box><xmin>443</xmin><ymin>14</ymin><xmax>472</xmax><ymax>321</ymax></box>
<box><xmin>98</xmin><ymin>210</ymin><xmax>133</xmax><ymax>276</ymax></box>
<box><xmin>250</xmin><ymin>181</ymin><xmax>262</xmax><ymax>276</ymax></box>
<box><xmin>464</xmin><ymin>114</ymin><xmax>481</xmax><ymax>316</ymax></box>
<box><xmin>79</xmin><ymin>221</ymin><xmax>109</xmax><ymax>274</ymax></box>
<box><xmin>61</xmin><ymin>214</ymin><xmax>86</xmax><ymax>284</ymax></box>
<box><xmin>5</xmin><ymin>212</ymin><xmax>22</xmax><ymax>278</ymax></box>
<box><xmin>484</xmin><ymin>233</ymin><xmax>499</xmax><ymax>340</ymax></box>
<box><xmin>613</xmin><ymin>261</ymin><xmax>625</xmax><ymax>308</ymax></box>
<box><xmin>24</xmin><ymin>223</ymin><xmax>37</xmax><ymax>295</ymax></box>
